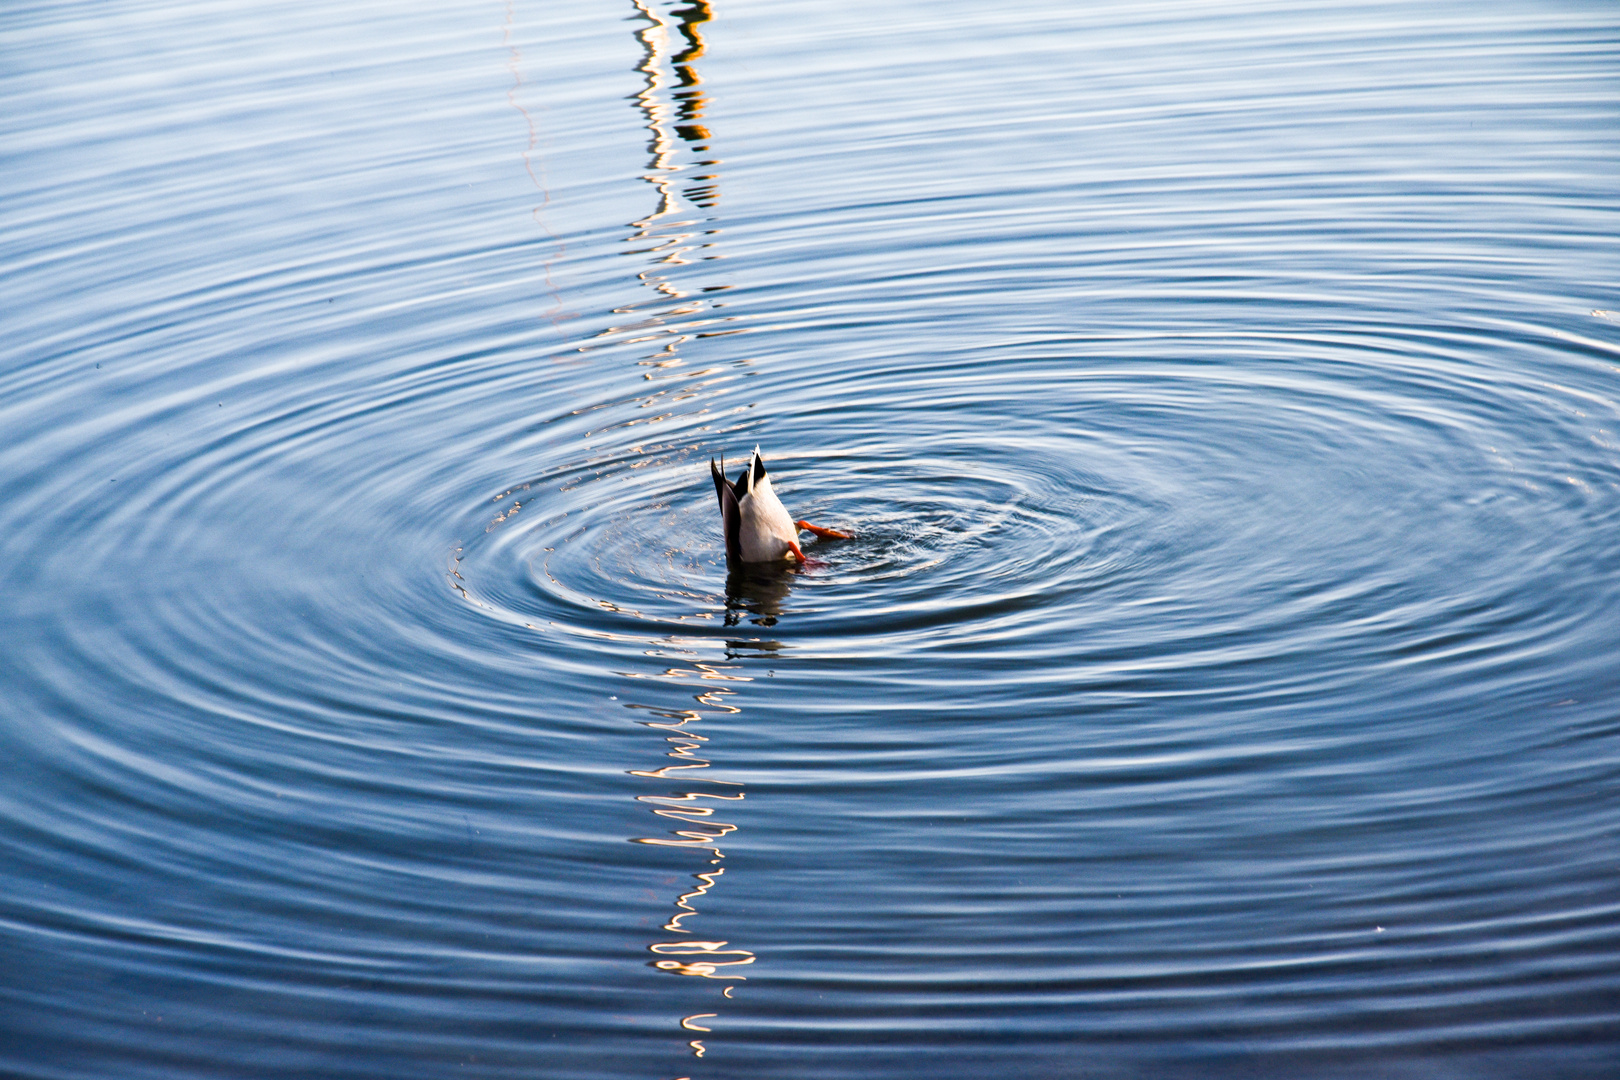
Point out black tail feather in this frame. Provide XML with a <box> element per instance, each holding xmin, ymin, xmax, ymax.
<box><xmin>711</xmin><ymin>457</ymin><xmax>742</xmax><ymax>562</ymax></box>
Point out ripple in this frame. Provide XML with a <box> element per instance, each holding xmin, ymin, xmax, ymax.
<box><xmin>4</xmin><ymin>0</ymin><xmax>1619</xmax><ymax>1075</ymax></box>
<box><xmin>454</xmin><ymin>319</ymin><xmax>1620</xmax><ymax>696</ymax></box>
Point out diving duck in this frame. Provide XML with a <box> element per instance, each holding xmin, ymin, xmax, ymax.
<box><xmin>710</xmin><ymin>447</ymin><xmax>851</xmax><ymax>563</ymax></box>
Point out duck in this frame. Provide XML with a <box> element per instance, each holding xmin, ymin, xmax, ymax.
<box><xmin>710</xmin><ymin>447</ymin><xmax>851</xmax><ymax>563</ymax></box>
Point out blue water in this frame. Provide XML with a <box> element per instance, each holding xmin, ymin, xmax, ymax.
<box><xmin>3</xmin><ymin>1</ymin><xmax>1619</xmax><ymax>1076</ymax></box>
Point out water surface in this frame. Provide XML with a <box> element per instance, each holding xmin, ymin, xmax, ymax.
<box><xmin>2</xmin><ymin>0</ymin><xmax>1619</xmax><ymax>1076</ymax></box>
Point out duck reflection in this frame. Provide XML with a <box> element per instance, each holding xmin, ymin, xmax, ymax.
<box><xmin>723</xmin><ymin>562</ymin><xmax>801</xmax><ymax>630</ymax></box>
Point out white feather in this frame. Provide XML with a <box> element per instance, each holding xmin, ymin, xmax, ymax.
<box><xmin>736</xmin><ymin>450</ymin><xmax>799</xmax><ymax>561</ymax></box>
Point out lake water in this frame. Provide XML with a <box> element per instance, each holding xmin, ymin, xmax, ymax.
<box><xmin>3</xmin><ymin>1</ymin><xmax>1618</xmax><ymax>1076</ymax></box>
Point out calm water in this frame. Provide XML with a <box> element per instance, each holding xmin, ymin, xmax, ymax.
<box><xmin>3</xmin><ymin>1</ymin><xmax>1619</xmax><ymax>1076</ymax></box>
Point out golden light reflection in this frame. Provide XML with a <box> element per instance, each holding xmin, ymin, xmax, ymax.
<box><xmin>628</xmin><ymin>0</ymin><xmax>717</xmax><ymax>265</ymax></box>
<box><xmin>627</xmin><ymin>657</ymin><xmax>759</xmax><ymax>1062</ymax></box>
<box><xmin>571</xmin><ymin>0</ymin><xmax>744</xmax><ymax>443</ymax></box>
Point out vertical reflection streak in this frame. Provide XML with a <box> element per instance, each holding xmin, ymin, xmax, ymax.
<box><xmin>627</xmin><ymin>660</ymin><xmax>756</xmax><ymax>1060</ymax></box>
<box><xmin>627</xmin><ymin>0</ymin><xmax>716</xmax><ymax>297</ymax></box>
<box><xmin>610</xmin><ymin>3</ymin><xmax>760</xmax><ymax>1064</ymax></box>
<box><xmin>575</xmin><ymin>0</ymin><xmax>741</xmax><ymax>423</ymax></box>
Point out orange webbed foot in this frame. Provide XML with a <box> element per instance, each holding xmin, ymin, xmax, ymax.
<box><xmin>795</xmin><ymin>520</ymin><xmax>853</xmax><ymax>540</ymax></box>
